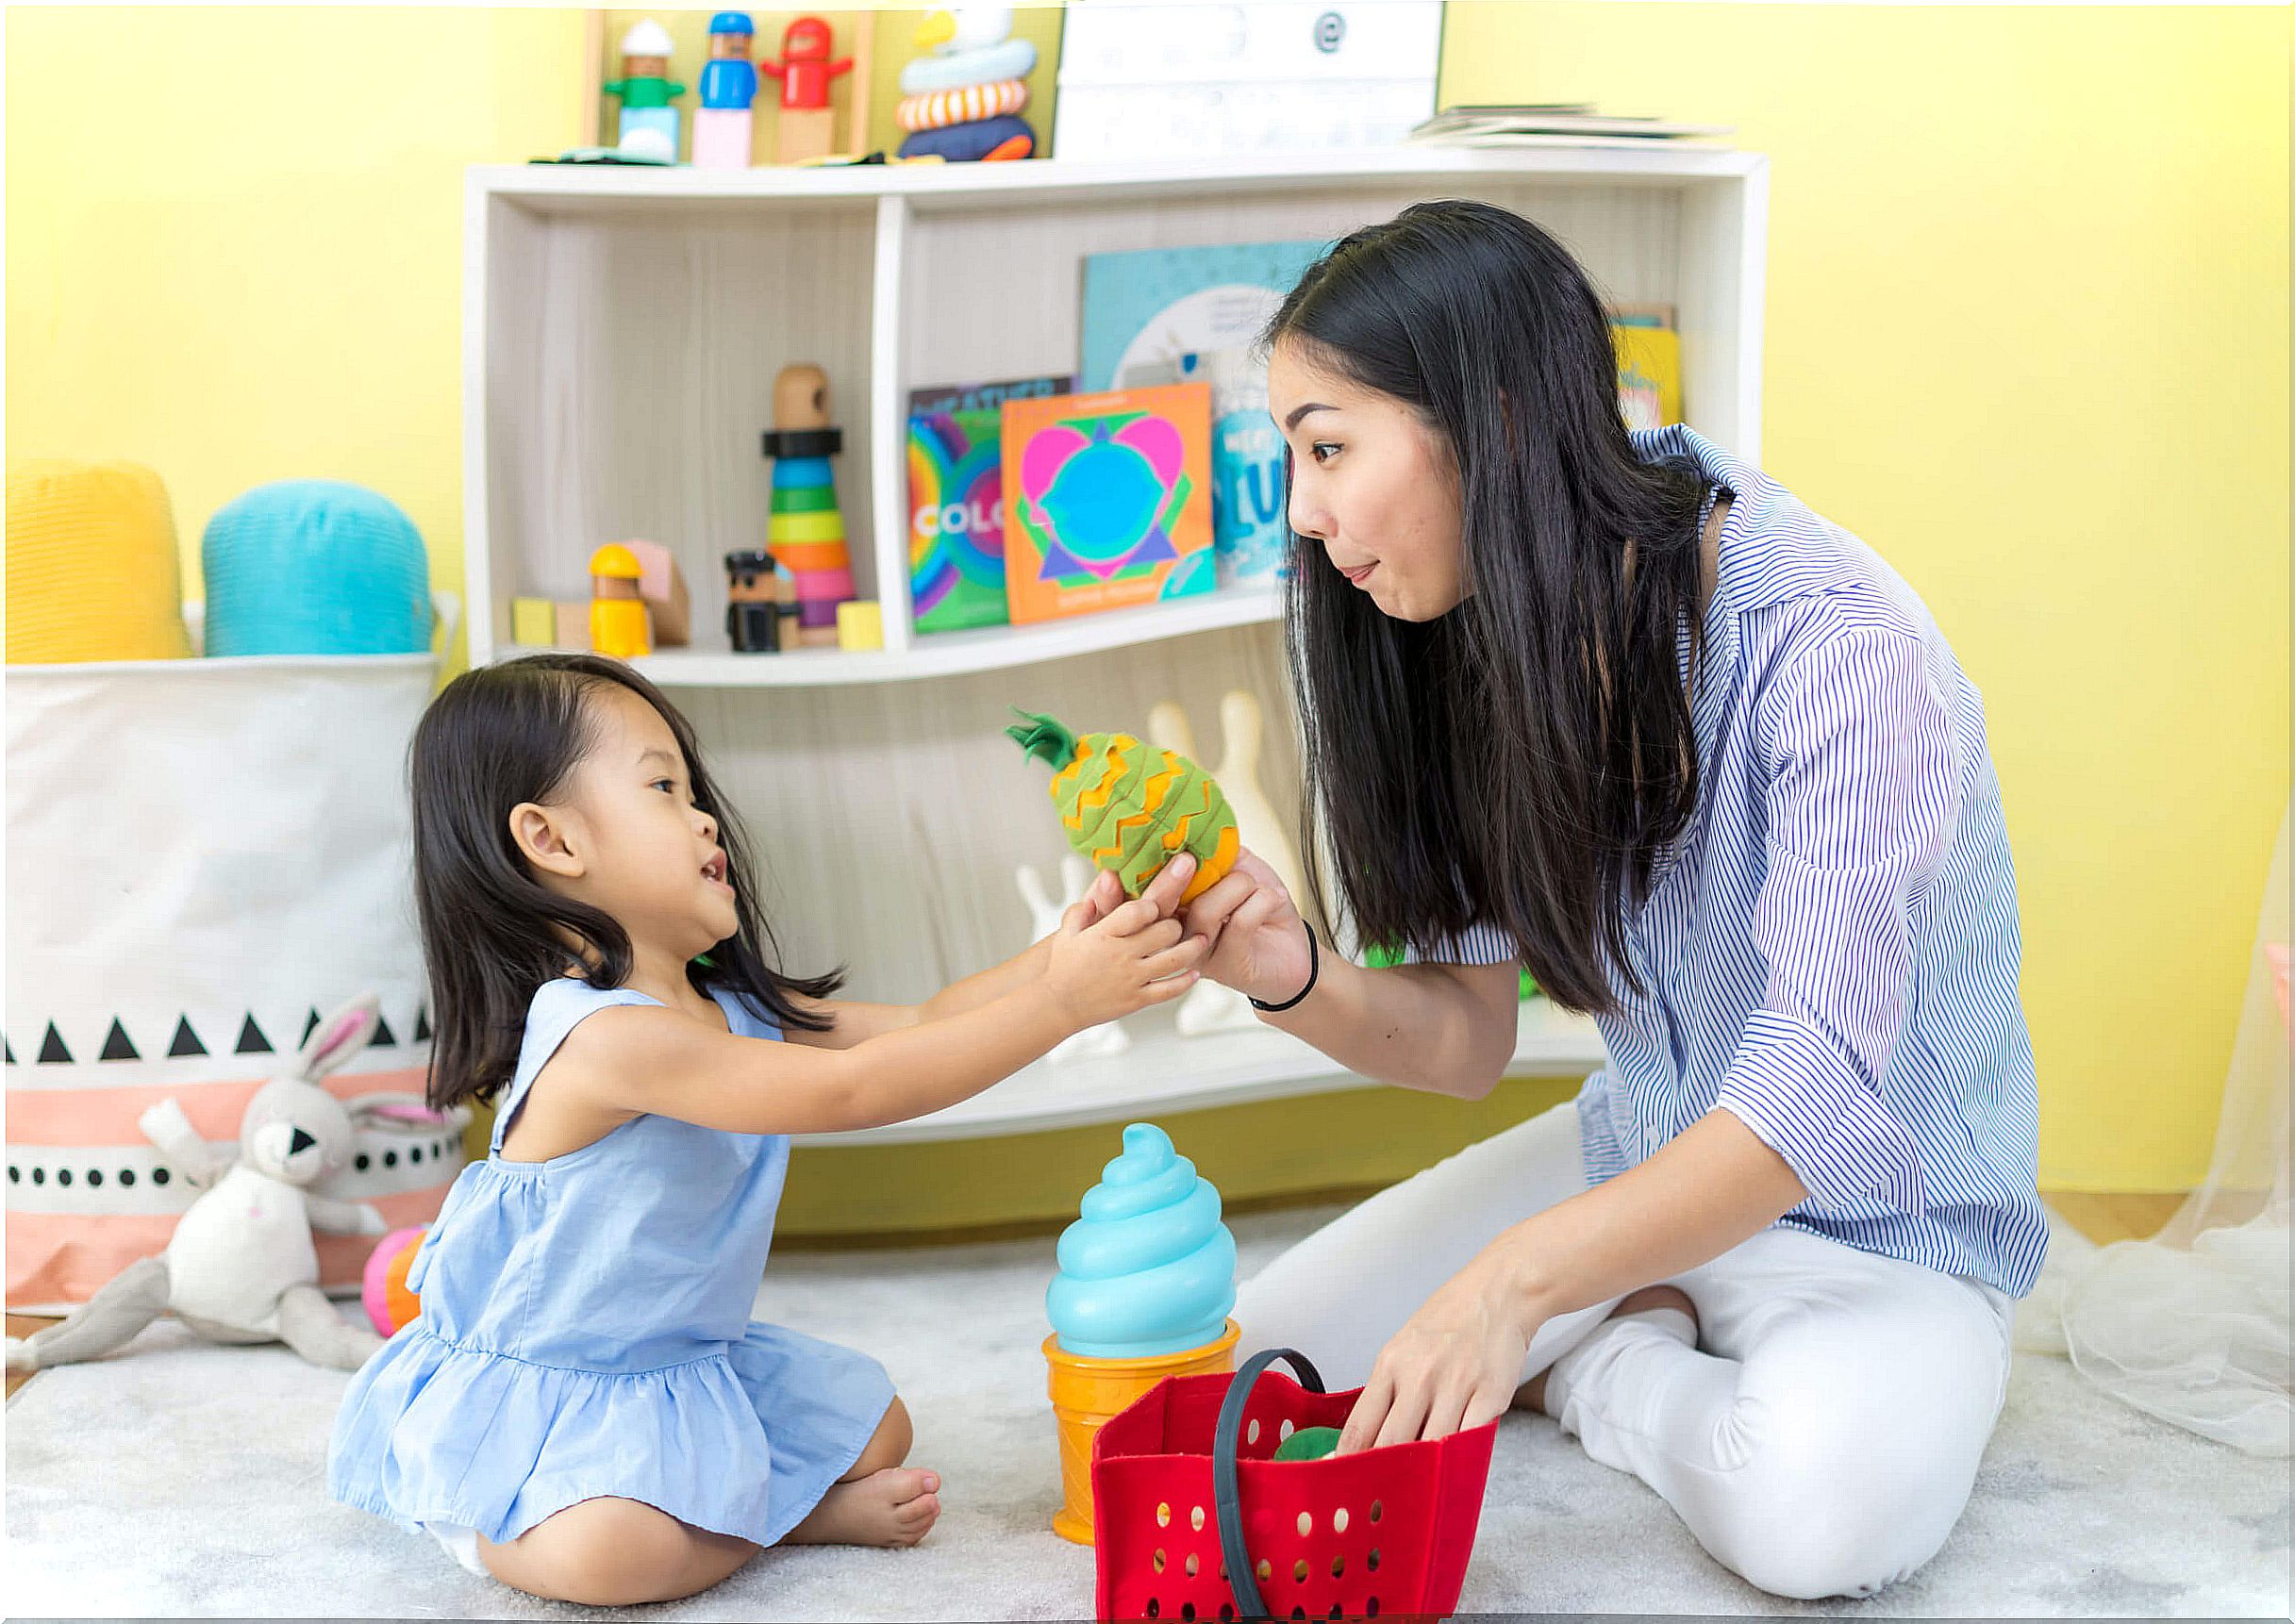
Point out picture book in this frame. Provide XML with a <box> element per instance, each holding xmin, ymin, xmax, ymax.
<box><xmin>906</xmin><ymin>373</ymin><xmax>1072</xmax><ymax>634</ymax></box>
<box><xmin>1613</xmin><ymin>323</ymin><xmax>1683</xmax><ymax>433</ymax></box>
<box><xmin>1078</xmin><ymin>239</ymin><xmax>1329</xmax><ymax>392</ymax></box>
<box><xmin>1119</xmin><ymin>346</ymin><xmax>1287</xmax><ymax>589</ymax></box>
<box><xmin>1000</xmin><ymin>382</ymin><xmax>1216</xmax><ymax>624</ymax></box>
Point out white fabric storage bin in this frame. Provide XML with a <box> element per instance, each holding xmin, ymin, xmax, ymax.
<box><xmin>6</xmin><ymin>598</ymin><xmax>464</xmax><ymax>1311</ymax></box>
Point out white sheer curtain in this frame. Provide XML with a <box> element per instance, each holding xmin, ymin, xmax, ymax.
<box><xmin>2021</xmin><ymin>797</ymin><xmax>2291</xmax><ymax>1455</ymax></box>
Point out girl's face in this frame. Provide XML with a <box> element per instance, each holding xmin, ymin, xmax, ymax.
<box><xmin>511</xmin><ymin>684</ymin><xmax>737</xmax><ymax>957</ymax></box>
<box><xmin>1267</xmin><ymin>337</ymin><xmax>1468</xmax><ymax>621</ymax></box>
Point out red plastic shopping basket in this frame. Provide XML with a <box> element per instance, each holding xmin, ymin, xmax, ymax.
<box><xmin>1091</xmin><ymin>1349</ymin><xmax>1498</xmax><ymax>1622</ymax></box>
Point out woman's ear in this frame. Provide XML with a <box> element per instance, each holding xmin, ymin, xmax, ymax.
<box><xmin>509</xmin><ymin>802</ymin><xmax>585</xmax><ymax>879</ymax></box>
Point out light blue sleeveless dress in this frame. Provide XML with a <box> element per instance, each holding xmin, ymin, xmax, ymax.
<box><xmin>327</xmin><ymin>977</ymin><xmax>896</xmax><ymax>1552</ymax></box>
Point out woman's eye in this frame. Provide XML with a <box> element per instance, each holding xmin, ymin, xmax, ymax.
<box><xmin>652</xmin><ymin>779</ymin><xmax>675</xmax><ymax>793</ymax></box>
<box><xmin>1309</xmin><ymin>443</ymin><xmax>1339</xmax><ymax>464</ymax></box>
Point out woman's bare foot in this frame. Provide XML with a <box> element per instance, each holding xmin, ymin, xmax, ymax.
<box><xmin>1515</xmin><ymin>1284</ymin><xmax>1699</xmax><ymax>1414</ymax></box>
<box><xmin>781</xmin><ymin>1467</ymin><xmax>941</xmax><ymax>1549</ymax></box>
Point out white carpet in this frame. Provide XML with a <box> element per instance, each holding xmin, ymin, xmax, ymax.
<box><xmin>7</xmin><ymin>1204</ymin><xmax>2288</xmax><ymax>1619</ymax></box>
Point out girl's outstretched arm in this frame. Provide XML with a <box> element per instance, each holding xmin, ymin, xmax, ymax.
<box><xmin>565</xmin><ymin>858</ymin><xmax>1203</xmax><ymax>1135</ymax></box>
<box><xmin>785</xmin><ymin>872</ymin><xmax>1123</xmax><ymax>1049</ymax></box>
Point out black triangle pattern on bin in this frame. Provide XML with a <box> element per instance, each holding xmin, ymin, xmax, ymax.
<box><xmin>414</xmin><ymin>1007</ymin><xmax>432</xmax><ymax>1042</ymax></box>
<box><xmin>3</xmin><ymin>1035</ymin><xmax>13</xmax><ymax>1065</ymax></box>
<box><xmin>236</xmin><ymin>1015</ymin><xmax>274</xmax><ymax>1054</ymax></box>
<box><xmin>372</xmin><ymin>1014</ymin><xmax>397</xmax><ymax>1048</ymax></box>
<box><xmin>100</xmin><ymin>1019</ymin><xmax>141</xmax><ymax>1061</ymax></box>
<box><xmin>303</xmin><ymin>1008</ymin><xmax>324</xmax><ymax>1044</ymax></box>
<box><xmin>39</xmin><ymin>1024</ymin><xmax>73</xmax><ymax>1064</ymax></box>
<box><xmin>169</xmin><ymin>1017</ymin><xmax>208</xmax><ymax>1057</ymax></box>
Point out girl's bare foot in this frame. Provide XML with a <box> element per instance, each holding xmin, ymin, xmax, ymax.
<box><xmin>781</xmin><ymin>1466</ymin><xmax>941</xmax><ymax>1549</ymax></box>
<box><xmin>1515</xmin><ymin>1284</ymin><xmax>1699</xmax><ymax>1414</ymax></box>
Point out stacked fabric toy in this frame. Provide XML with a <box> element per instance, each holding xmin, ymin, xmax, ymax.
<box><xmin>896</xmin><ymin>6</ymin><xmax>1037</xmax><ymax>161</ymax></box>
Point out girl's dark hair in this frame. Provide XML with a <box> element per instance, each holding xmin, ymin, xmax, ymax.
<box><xmin>1265</xmin><ymin>199</ymin><xmax>1719</xmax><ymax>1017</ymax></box>
<box><xmin>409</xmin><ymin>653</ymin><xmax>840</xmax><ymax>1110</ymax></box>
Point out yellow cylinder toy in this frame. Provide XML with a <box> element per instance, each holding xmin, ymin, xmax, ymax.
<box><xmin>6</xmin><ymin>459</ymin><xmax>192</xmax><ymax>663</ymax></box>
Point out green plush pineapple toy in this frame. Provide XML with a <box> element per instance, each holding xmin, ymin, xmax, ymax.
<box><xmin>1006</xmin><ymin>708</ymin><xmax>1239</xmax><ymax>904</ymax></box>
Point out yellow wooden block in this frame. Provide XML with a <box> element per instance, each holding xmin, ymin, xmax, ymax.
<box><xmin>510</xmin><ymin>597</ymin><xmax>557</xmax><ymax>647</ymax></box>
<box><xmin>836</xmin><ymin>599</ymin><xmax>883</xmax><ymax>651</ymax></box>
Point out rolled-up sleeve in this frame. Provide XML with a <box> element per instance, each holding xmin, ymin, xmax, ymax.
<box><xmin>1714</xmin><ymin>616</ymin><xmax>1961</xmax><ymax>1213</ymax></box>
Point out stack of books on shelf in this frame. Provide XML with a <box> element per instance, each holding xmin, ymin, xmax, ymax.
<box><xmin>1405</xmin><ymin>104</ymin><xmax>1730</xmax><ymax>147</ymax></box>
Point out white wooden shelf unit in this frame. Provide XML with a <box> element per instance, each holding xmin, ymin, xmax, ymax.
<box><xmin>460</xmin><ymin>146</ymin><xmax>1767</xmax><ymax>1136</ymax></box>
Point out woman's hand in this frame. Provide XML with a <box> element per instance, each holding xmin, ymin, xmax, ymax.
<box><xmin>1175</xmin><ymin>849</ymin><xmax>1313</xmax><ymax>1006</ymax></box>
<box><xmin>1336</xmin><ymin>1247</ymin><xmax>1542</xmax><ymax>1454</ymax></box>
<box><xmin>1043</xmin><ymin>853</ymin><xmax>1207</xmax><ymax>1028</ymax></box>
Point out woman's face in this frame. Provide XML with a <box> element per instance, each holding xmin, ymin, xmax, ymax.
<box><xmin>1267</xmin><ymin>337</ymin><xmax>1467</xmax><ymax>621</ymax></box>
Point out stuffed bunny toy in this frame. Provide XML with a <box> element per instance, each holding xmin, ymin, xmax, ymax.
<box><xmin>6</xmin><ymin>993</ymin><xmax>452</xmax><ymax>1373</ymax></box>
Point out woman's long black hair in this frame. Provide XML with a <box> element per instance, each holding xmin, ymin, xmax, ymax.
<box><xmin>409</xmin><ymin>653</ymin><xmax>840</xmax><ymax>1111</ymax></box>
<box><xmin>1266</xmin><ymin>199</ymin><xmax>1719</xmax><ymax>1017</ymax></box>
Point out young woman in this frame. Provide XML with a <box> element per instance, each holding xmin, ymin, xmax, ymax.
<box><xmin>1179</xmin><ymin>200</ymin><xmax>2045</xmax><ymax>1600</ymax></box>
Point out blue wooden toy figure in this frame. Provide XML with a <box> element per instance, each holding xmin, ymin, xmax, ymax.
<box><xmin>692</xmin><ymin>12</ymin><xmax>759</xmax><ymax>169</ymax></box>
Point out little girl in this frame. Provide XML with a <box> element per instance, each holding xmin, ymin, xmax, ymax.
<box><xmin>329</xmin><ymin>653</ymin><xmax>1206</xmax><ymax>1606</ymax></box>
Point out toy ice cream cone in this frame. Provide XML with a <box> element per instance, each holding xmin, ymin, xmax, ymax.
<box><xmin>1043</xmin><ymin>1122</ymin><xmax>1239</xmax><ymax>1544</ymax></box>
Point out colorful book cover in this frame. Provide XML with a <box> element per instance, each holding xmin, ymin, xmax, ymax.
<box><xmin>906</xmin><ymin>374</ymin><xmax>1072</xmax><ymax>634</ymax></box>
<box><xmin>1120</xmin><ymin>346</ymin><xmax>1287</xmax><ymax>589</ymax></box>
<box><xmin>1000</xmin><ymin>382</ymin><xmax>1217</xmax><ymax>624</ymax></box>
<box><xmin>1078</xmin><ymin>239</ymin><xmax>1330</xmax><ymax>392</ymax></box>
<box><xmin>1613</xmin><ymin>323</ymin><xmax>1683</xmax><ymax>433</ymax></box>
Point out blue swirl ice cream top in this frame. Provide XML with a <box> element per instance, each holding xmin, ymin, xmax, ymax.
<box><xmin>1047</xmin><ymin>1123</ymin><xmax>1237</xmax><ymax>1359</ymax></box>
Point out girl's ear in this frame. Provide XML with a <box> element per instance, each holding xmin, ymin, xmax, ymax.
<box><xmin>509</xmin><ymin>802</ymin><xmax>586</xmax><ymax>879</ymax></box>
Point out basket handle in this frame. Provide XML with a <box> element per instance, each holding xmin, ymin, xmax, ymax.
<box><xmin>1213</xmin><ymin>1347</ymin><xmax>1325</xmax><ymax>1621</ymax></box>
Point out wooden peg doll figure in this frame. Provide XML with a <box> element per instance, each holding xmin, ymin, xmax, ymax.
<box><xmin>693</xmin><ymin>11</ymin><xmax>761</xmax><ymax>170</ymax></box>
<box><xmin>589</xmin><ymin>543</ymin><xmax>652</xmax><ymax>658</ymax></box>
<box><xmin>724</xmin><ymin>548</ymin><xmax>782</xmax><ymax>653</ymax></box>
<box><xmin>604</xmin><ymin>19</ymin><xmax>687</xmax><ymax>162</ymax></box>
<box><xmin>761</xmin><ymin>16</ymin><xmax>852</xmax><ymax>164</ymax></box>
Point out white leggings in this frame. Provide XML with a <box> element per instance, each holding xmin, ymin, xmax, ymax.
<box><xmin>1233</xmin><ymin>1102</ymin><xmax>2015</xmax><ymax>1601</ymax></box>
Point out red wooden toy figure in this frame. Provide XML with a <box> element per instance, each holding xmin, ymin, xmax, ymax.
<box><xmin>762</xmin><ymin>15</ymin><xmax>852</xmax><ymax>164</ymax></box>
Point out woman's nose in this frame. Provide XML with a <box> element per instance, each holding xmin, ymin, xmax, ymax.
<box><xmin>1289</xmin><ymin>489</ymin><xmax>1330</xmax><ymax>544</ymax></box>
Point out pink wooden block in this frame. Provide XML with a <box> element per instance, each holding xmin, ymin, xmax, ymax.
<box><xmin>691</xmin><ymin>108</ymin><xmax>754</xmax><ymax>170</ymax></box>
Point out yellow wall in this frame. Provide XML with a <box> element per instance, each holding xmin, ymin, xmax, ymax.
<box><xmin>5</xmin><ymin>5</ymin><xmax>591</xmax><ymax>672</ymax></box>
<box><xmin>8</xmin><ymin>5</ymin><xmax>2286</xmax><ymax>1203</ymax></box>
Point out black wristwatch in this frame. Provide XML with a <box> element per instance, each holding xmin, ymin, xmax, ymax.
<box><xmin>1249</xmin><ymin>922</ymin><xmax>1320</xmax><ymax>1013</ymax></box>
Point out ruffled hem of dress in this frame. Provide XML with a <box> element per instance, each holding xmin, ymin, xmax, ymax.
<box><xmin>328</xmin><ymin>1327</ymin><xmax>790</xmax><ymax>1547</ymax></box>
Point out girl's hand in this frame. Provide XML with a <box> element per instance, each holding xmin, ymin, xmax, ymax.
<box><xmin>1044</xmin><ymin>853</ymin><xmax>1208</xmax><ymax>1029</ymax></box>
<box><xmin>1175</xmin><ymin>849</ymin><xmax>1313</xmax><ymax>1007</ymax></box>
<box><xmin>1336</xmin><ymin>1249</ymin><xmax>1538</xmax><ymax>1454</ymax></box>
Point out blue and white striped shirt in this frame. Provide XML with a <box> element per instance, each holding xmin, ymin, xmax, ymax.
<box><xmin>1410</xmin><ymin>426</ymin><xmax>2048</xmax><ymax>1297</ymax></box>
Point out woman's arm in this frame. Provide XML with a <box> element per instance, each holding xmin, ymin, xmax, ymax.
<box><xmin>786</xmin><ymin>870</ymin><xmax>1125</xmax><ymax>1049</ymax></box>
<box><xmin>1336</xmin><ymin>1108</ymin><xmax>1805</xmax><ymax>1453</ymax></box>
<box><xmin>1179</xmin><ymin>850</ymin><xmax>1520</xmax><ymax>1098</ymax></box>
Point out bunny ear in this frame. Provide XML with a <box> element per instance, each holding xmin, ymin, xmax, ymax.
<box><xmin>300</xmin><ymin>994</ymin><xmax>382</xmax><ymax>1080</ymax></box>
<box><xmin>351</xmin><ymin>1095</ymin><xmax>448</xmax><ymax>1128</ymax></box>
